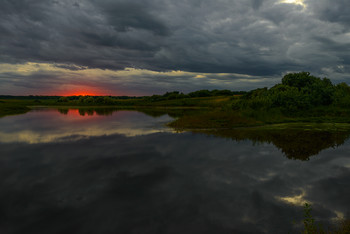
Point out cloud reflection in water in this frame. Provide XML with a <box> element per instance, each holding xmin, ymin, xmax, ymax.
<box><xmin>0</xmin><ymin>108</ymin><xmax>175</xmax><ymax>143</ymax></box>
<box><xmin>0</xmin><ymin>109</ymin><xmax>349</xmax><ymax>233</ymax></box>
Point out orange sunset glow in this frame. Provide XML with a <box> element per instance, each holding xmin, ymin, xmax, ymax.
<box><xmin>58</xmin><ymin>87</ymin><xmax>111</xmax><ymax>96</ymax></box>
<box><xmin>63</xmin><ymin>92</ymin><xmax>99</xmax><ymax>96</ymax></box>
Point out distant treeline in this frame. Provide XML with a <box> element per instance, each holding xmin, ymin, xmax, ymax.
<box><xmin>0</xmin><ymin>95</ymin><xmax>61</xmax><ymax>100</ymax></box>
<box><xmin>144</xmin><ymin>90</ymin><xmax>245</xmax><ymax>102</ymax></box>
<box><xmin>0</xmin><ymin>95</ymin><xmax>142</xmax><ymax>100</ymax></box>
<box><xmin>233</xmin><ymin>72</ymin><xmax>350</xmax><ymax>115</ymax></box>
<box><xmin>1</xmin><ymin>89</ymin><xmax>245</xmax><ymax>104</ymax></box>
<box><xmin>53</xmin><ymin>89</ymin><xmax>245</xmax><ymax>105</ymax></box>
<box><xmin>56</xmin><ymin>95</ymin><xmax>144</xmax><ymax>105</ymax></box>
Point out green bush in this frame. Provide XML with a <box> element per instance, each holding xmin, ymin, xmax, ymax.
<box><xmin>232</xmin><ymin>72</ymin><xmax>349</xmax><ymax>116</ymax></box>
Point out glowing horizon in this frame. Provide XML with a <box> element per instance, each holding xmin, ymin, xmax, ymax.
<box><xmin>59</xmin><ymin>92</ymin><xmax>110</xmax><ymax>97</ymax></box>
<box><xmin>0</xmin><ymin>62</ymin><xmax>274</xmax><ymax>96</ymax></box>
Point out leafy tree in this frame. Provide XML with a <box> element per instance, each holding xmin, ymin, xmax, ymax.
<box><xmin>95</xmin><ymin>96</ymin><xmax>105</xmax><ymax>104</ymax></box>
<box><xmin>84</xmin><ymin>96</ymin><xmax>94</xmax><ymax>104</ymax></box>
<box><xmin>333</xmin><ymin>82</ymin><xmax>350</xmax><ymax>107</ymax></box>
<box><xmin>103</xmin><ymin>97</ymin><xmax>114</xmax><ymax>105</ymax></box>
<box><xmin>212</xmin><ymin>89</ymin><xmax>234</xmax><ymax>96</ymax></box>
<box><xmin>281</xmin><ymin>72</ymin><xmax>317</xmax><ymax>89</ymax></box>
<box><xmin>269</xmin><ymin>84</ymin><xmax>309</xmax><ymax>112</ymax></box>
<box><xmin>232</xmin><ymin>72</ymin><xmax>350</xmax><ymax>115</ymax></box>
<box><xmin>188</xmin><ymin>90</ymin><xmax>212</xmax><ymax>97</ymax></box>
<box><xmin>78</xmin><ymin>96</ymin><xmax>85</xmax><ymax>103</ymax></box>
<box><xmin>58</xmin><ymin>96</ymin><xmax>69</xmax><ymax>102</ymax></box>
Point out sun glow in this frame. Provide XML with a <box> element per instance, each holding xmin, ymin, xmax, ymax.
<box><xmin>279</xmin><ymin>0</ymin><xmax>306</xmax><ymax>7</ymax></box>
<box><xmin>59</xmin><ymin>87</ymin><xmax>107</xmax><ymax>96</ymax></box>
<box><xmin>63</xmin><ymin>92</ymin><xmax>99</xmax><ymax>96</ymax></box>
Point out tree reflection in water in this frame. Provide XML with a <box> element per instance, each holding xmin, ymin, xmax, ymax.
<box><xmin>57</xmin><ymin>108</ymin><xmax>126</xmax><ymax>116</ymax></box>
<box><xmin>195</xmin><ymin>128</ymin><xmax>350</xmax><ymax>160</ymax></box>
<box><xmin>57</xmin><ymin>107</ymin><xmax>198</xmax><ymax>118</ymax></box>
<box><xmin>56</xmin><ymin>107</ymin><xmax>350</xmax><ymax>160</ymax></box>
<box><xmin>57</xmin><ymin>108</ymin><xmax>69</xmax><ymax>115</ymax></box>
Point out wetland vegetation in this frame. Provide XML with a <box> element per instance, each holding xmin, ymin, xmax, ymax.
<box><xmin>2</xmin><ymin>72</ymin><xmax>350</xmax><ymax>128</ymax></box>
<box><xmin>3</xmin><ymin>72</ymin><xmax>350</xmax><ymax>162</ymax></box>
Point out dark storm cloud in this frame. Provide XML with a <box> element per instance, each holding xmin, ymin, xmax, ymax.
<box><xmin>307</xmin><ymin>0</ymin><xmax>350</xmax><ymax>26</ymax></box>
<box><xmin>0</xmin><ymin>0</ymin><xmax>350</xmax><ymax>84</ymax></box>
<box><xmin>91</xmin><ymin>0</ymin><xmax>171</xmax><ymax>36</ymax></box>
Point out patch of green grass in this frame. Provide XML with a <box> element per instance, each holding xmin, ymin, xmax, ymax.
<box><xmin>132</xmin><ymin>96</ymin><xmax>232</xmax><ymax>107</ymax></box>
<box><xmin>168</xmin><ymin>109</ymin><xmax>262</xmax><ymax>130</ymax></box>
<box><xmin>250</xmin><ymin>122</ymin><xmax>350</xmax><ymax>132</ymax></box>
<box><xmin>0</xmin><ymin>100</ymin><xmax>32</xmax><ymax>117</ymax></box>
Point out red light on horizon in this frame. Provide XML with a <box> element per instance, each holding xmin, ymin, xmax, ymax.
<box><xmin>59</xmin><ymin>91</ymin><xmax>110</xmax><ymax>96</ymax></box>
<box><xmin>54</xmin><ymin>86</ymin><xmax>112</xmax><ymax>96</ymax></box>
<box><xmin>63</xmin><ymin>93</ymin><xmax>98</xmax><ymax>96</ymax></box>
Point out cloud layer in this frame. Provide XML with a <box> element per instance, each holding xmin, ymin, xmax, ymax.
<box><xmin>0</xmin><ymin>0</ymin><xmax>349</xmax><ymax>94</ymax></box>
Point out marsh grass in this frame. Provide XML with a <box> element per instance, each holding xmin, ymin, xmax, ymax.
<box><xmin>167</xmin><ymin>109</ymin><xmax>262</xmax><ymax>129</ymax></box>
<box><xmin>0</xmin><ymin>100</ymin><xmax>31</xmax><ymax>117</ymax></box>
<box><xmin>2</xmin><ymin>94</ymin><xmax>350</xmax><ymax>129</ymax></box>
<box><xmin>302</xmin><ymin>203</ymin><xmax>350</xmax><ymax>234</ymax></box>
<box><xmin>0</xmin><ymin>96</ymin><xmax>229</xmax><ymax>117</ymax></box>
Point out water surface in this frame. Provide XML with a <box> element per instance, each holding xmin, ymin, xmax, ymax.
<box><xmin>0</xmin><ymin>108</ymin><xmax>349</xmax><ymax>233</ymax></box>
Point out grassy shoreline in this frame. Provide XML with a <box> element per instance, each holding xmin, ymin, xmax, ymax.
<box><xmin>167</xmin><ymin>108</ymin><xmax>350</xmax><ymax>131</ymax></box>
<box><xmin>3</xmin><ymin>72</ymin><xmax>350</xmax><ymax>126</ymax></box>
<box><xmin>2</xmin><ymin>97</ymin><xmax>350</xmax><ymax>131</ymax></box>
<box><xmin>169</xmin><ymin>122</ymin><xmax>350</xmax><ymax>132</ymax></box>
<box><xmin>4</xmin><ymin>98</ymin><xmax>350</xmax><ymax>161</ymax></box>
<box><xmin>0</xmin><ymin>101</ymin><xmax>31</xmax><ymax>118</ymax></box>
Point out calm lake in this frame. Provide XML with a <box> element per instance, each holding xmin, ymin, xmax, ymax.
<box><xmin>1</xmin><ymin>108</ymin><xmax>349</xmax><ymax>233</ymax></box>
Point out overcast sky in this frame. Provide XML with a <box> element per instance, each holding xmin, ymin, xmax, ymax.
<box><xmin>1</xmin><ymin>0</ymin><xmax>350</xmax><ymax>95</ymax></box>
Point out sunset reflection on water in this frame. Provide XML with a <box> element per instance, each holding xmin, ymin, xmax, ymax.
<box><xmin>0</xmin><ymin>108</ymin><xmax>174</xmax><ymax>144</ymax></box>
<box><xmin>0</xmin><ymin>108</ymin><xmax>349</xmax><ymax>233</ymax></box>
